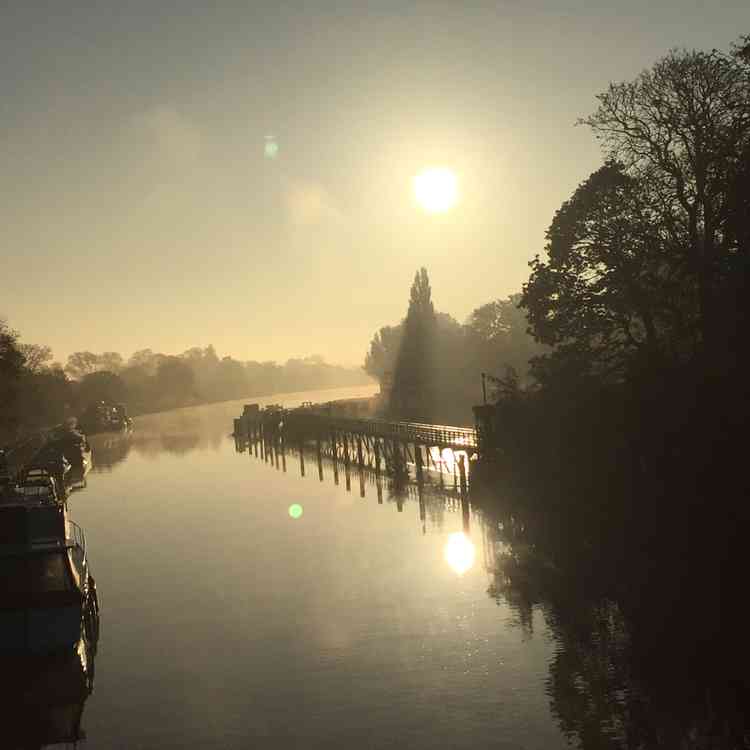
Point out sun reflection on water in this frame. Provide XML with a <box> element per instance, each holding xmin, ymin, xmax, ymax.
<box><xmin>444</xmin><ymin>532</ymin><xmax>476</xmax><ymax>575</ymax></box>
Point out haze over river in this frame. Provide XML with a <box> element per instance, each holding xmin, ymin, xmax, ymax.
<box><xmin>65</xmin><ymin>386</ymin><xmax>569</xmax><ymax>749</ymax></box>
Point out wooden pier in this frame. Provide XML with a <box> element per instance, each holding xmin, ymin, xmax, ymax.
<box><xmin>234</xmin><ymin>404</ymin><xmax>477</xmax><ymax>487</ymax></box>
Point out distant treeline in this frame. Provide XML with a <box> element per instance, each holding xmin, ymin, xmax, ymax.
<box><xmin>0</xmin><ymin>336</ymin><xmax>371</xmax><ymax>442</ymax></box>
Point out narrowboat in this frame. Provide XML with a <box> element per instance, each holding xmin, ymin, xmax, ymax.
<box><xmin>12</xmin><ymin>468</ymin><xmax>64</xmax><ymax>505</ymax></box>
<box><xmin>0</xmin><ymin>501</ymin><xmax>99</xmax><ymax>655</ymax></box>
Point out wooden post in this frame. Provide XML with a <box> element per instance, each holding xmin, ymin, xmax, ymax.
<box><xmin>415</xmin><ymin>443</ymin><xmax>424</xmax><ymax>485</ymax></box>
<box><xmin>359</xmin><ymin>468</ymin><xmax>365</xmax><ymax>498</ymax></box>
<box><xmin>299</xmin><ymin>446</ymin><xmax>305</xmax><ymax>477</ymax></box>
<box><xmin>458</xmin><ymin>454</ymin><xmax>470</xmax><ymax>533</ymax></box>
<box><xmin>374</xmin><ymin>439</ymin><xmax>381</xmax><ymax>475</ymax></box>
<box><xmin>458</xmin><ymin>453</ymin><xmax>468</xmax><ymax>495</ymax></box>
<box><xmin>418</xmin><ymin>481</ymin><xmax>426</xmax><ymax>535</ymax></box>
<box><xmin>345</xmin><ymin>463</ymin><xmax>351</xmax><ymax>493</ymax></box>
<box><xmin>357</xmin><ymin>436</ymin><xmax>364</xmax><ymax>467</ymax></box>
<box><xmin>317</xmin><ymin>439</ymin><xmax>323</xmax><ymax>482</ymax></box>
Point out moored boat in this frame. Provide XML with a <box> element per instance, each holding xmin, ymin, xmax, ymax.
<box><xmin>78</xmin><ymin>400</ymin><xmax>133</xmax><ymax>435</ymax></box>
<box><xmin>24</xmin><ymin>445</ymin><xmax>72</xmax><ymax>491</ymax></box>
<box><xmin>46</xmin><ymin>425</ymin><xmax>93</xmax><ymax>478</ymax></box>
<box><xmin>11</xmin><ymin>468</ymin><xmax>64</xmax><ymax>506</ymax></box>
<box><xmin>0</xmin><ymin>501</ymin><xmax>99</xmax><ymax>655</ymax></box>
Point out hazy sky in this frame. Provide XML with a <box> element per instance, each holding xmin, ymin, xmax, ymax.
<box><xmin>3</xmin><ymin>1</ymin><xmax>748</xmax><ymax>367</ymax></box>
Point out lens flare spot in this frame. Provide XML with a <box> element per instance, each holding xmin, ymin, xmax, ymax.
<box><xmin>264</xmin><ymin>136</ymin><xmax>279</xmax><ymax>159</ymax></box>
<box><xmin>444</xmin><ymin>532</ymin><xmax>475</xmax><ymax>575</ymax></box>
<box><xmin>288</xmin><ymin>503</ymin><xmax>303</xmax><ymax>519</ymax></box>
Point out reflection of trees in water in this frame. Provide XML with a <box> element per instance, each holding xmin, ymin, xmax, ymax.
<box><xmin>90</xmin><ymin>418</ymin><xmax>227</xmax><ymax>469</ymax></box>
<box><xmin>479</xmin><ymin>487</ymin><xmax>750</xmax><ymax>749</ymax></box>
<box><xmin>90</xmin><ymin>433</ymin><xmax>132</xmax><ymax>471</ymax></box>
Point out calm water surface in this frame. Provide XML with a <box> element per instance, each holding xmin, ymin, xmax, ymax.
<box><xmin>61</xmin><ymin>387</ymin><xmax>569</xmax><ymax>748</ymax></box>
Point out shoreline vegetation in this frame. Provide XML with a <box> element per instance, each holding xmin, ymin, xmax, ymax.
<box><xmin>0</xmin><ymin>335</ymin><xmax>373</xmax><ymax>444</ymax></box>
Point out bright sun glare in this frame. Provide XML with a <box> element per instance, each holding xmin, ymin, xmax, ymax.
<box><xmin>444</xmin><ymin>532</ymin><xmax>476</xmax><ymax>575</ymax></box>
<box><xmin>413</xmin><ymin>167</ymin><xmax>458</xmax><ymax>213</ymax></box>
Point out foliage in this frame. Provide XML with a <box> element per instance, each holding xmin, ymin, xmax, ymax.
<box><xmin>78</xmin><ymin>371</ymin><xmax>128</xmax><ymax>405</ymax></box>
<box><xmin>1</xmin><ymin>324</ymin><xmax>374</xmax><ymax>440</ymax></box>
<box><xmin>521</xmin><ymin>163</ymin><xmax>691</xmax><ymax>382</ymax></box>
<box><xmin>0</xmin><ymin>320</ymin><xmax>25</xmax><ymax>440</ymax></box>
<box><xmin>18</xmin><ymin>344</ymin><xmax>53</xmax><ymax>373</ymax></box>
<box><xmin>363</xmin><ymin>325</ymin><xmax>403</xmax><ymax>382</ymax></box>
<box><xmin>389</xmin><ymin>268</ymin><xmax>438</xmax><ymax>420</ymax></box>
<box><xmin>364</xmin><ymin>284</ymin><xmax>543</xmax><ymax>422</ymax></box>
<box><xmin>579</xmin><ymin>43</ymin><xmax>750</xmax><ymax>355</ymax></box>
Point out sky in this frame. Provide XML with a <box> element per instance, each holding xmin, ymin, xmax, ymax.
<box><xmin>2</xmin><ymin>1</ymin><xmax>749</xmax><ymax>367</ymax></box>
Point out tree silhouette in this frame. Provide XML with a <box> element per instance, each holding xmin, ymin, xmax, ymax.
<box><xmin>0</xmin><ymin>319</ymin><xmax>24</xmax><ymax>439</ymax></box>
<box><xmin>580</xmin><ymin>43</ymin><xmax>750</xmax><ymax>358</ymax></box>
<box><xmin>18</xmin><ymin>344</ymin><xmax>53</xmax><ymax>373</ymax></box>
<box><xmin>521</xmin><ymin>163</ymin><xmax>689</xmax><ymax>382</ymax></box>
<box><xmin>389</xmin><ymin>268</ymin><xmax>437</xmax><ymax>420</ymax></box>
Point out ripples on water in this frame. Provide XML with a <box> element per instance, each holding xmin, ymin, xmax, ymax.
<box><xmin>6</xmin><ymin>386</ymin><xmax>749</xmax><ymax>748</ymax></box>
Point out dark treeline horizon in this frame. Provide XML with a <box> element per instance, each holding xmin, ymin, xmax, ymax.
<box><xmin>0</xmin><ymin>333</ymin><xmax>372</xmax><ymax>441</ymax></box>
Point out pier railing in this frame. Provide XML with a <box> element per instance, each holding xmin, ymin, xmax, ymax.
<box><xmin>239</xmin><ymin>409</ymin><xmax>477</xmax><ymax>451</ymax></box>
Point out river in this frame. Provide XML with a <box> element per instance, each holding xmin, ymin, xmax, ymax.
<box><xmin>20</xmin><ymin>385</ymin><xmax>573</xmax><ymax>749</ymax></box>
<box><xmin>20</xmin><ymin>384</ymin><xmax>738</xmax><ymax>748</ymax></box>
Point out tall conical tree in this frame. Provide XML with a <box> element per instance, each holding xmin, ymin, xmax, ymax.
<box><xmin>389</xmin><ymin>268</ymin><xmax>437</xmax><ymax>420</ymax></box>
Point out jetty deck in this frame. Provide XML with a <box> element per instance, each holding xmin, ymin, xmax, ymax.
<box><xmin>234</xmin><ymin>404</ymin><xmax>478</xmax><ymax>486</ymax></box>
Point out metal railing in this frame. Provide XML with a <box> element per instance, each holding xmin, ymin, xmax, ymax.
<box><xmin>68</xmin><ymin>520</ymin><xmax>86</xmax><ymax>553</ymax></box>
<box><xmin>280</xmin><ymin>412</ymin><xmax>477</xmax><ymax>449</ymax></box>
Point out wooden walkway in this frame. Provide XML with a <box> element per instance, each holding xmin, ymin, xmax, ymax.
<box><xmin>236</xmin><ymin>408</ymin><xmax>476</xmax><ymax>452</ymax></box>
<box><xmin>234</xmin><ymin>404</ymin><xmax>478</xmax><ymax>488</ymax></box>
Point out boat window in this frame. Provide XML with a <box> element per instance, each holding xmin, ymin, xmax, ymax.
<box><xmin>29</xmin><ymin>553</ymin><xmax>75</xmax><ymax>593</ymax></box>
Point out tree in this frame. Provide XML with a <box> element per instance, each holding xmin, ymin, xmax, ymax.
<box><xmin>390</xmin><ymin>268</ymin><xmax>437</xmax><ymax>419</ymax></box>
<box><xmin>98</xmin><ymin>352</ymin><xmax>123</xmax><ymax>373</ymax></box>
<box><xmin>579</xmin><ymin>40</ymin><xmax>750</xmax><ymax>355</ymax></box>
<box><xmin>363</xmin><ymin>324</ymin><xmax>403</xmax><ymax>382</ymax></box>
<box><xmin>65</xmin><ymin>351</ymin><xmax>103</xmax><ymax>380</ymax></box>
<box><xmin>521</xmin><ymin>163</ymin><xmax>692</xmax><ymax>382</ymax></box>
<box><xmin>77</xmin><ymin>371</ymin><xmax>128</xmax><ymax>406</ymax></box>
<box><xmin>127</xmin><ymin>349</ymin><xmax>160</xmax><ymax>373</ymax></box>
<box><xmin>156</xmin><ymin>357</ymin><xmax>195</xmax><ymax>402</ymax></box>
<box><xmin>18</xmin><ymin>343</ymin><xmax>53</xmax><ymax>374</ymax></box>
<box><xmin>0</xmin><ymin>319</ymin><xmax>24</xmax><ymax>438</ymax></box>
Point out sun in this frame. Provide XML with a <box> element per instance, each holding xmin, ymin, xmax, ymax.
<box><xmin>413</xmin><ymin>167</ymin><xmax>458</xmax><ymax>213</ymax></box>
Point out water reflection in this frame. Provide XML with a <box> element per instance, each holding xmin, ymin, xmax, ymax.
<box><xmin>46</xmin><ymin>394</ymin><xmax>748</xmax><ymax>748</ymax></box>
<box><xmin>237</xmin><ymin>422</ymin><xmax>750</xmax><ymax>748</ymax></box>
<box><xmin>1</xmin><ymin>608</ymin><xmax>99</xmax><ymax>749</ymax></box>
<box><xmin>444</xmin><ymin>532</ymin><xmax>475</xmax><ymax>575</ymax></box>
